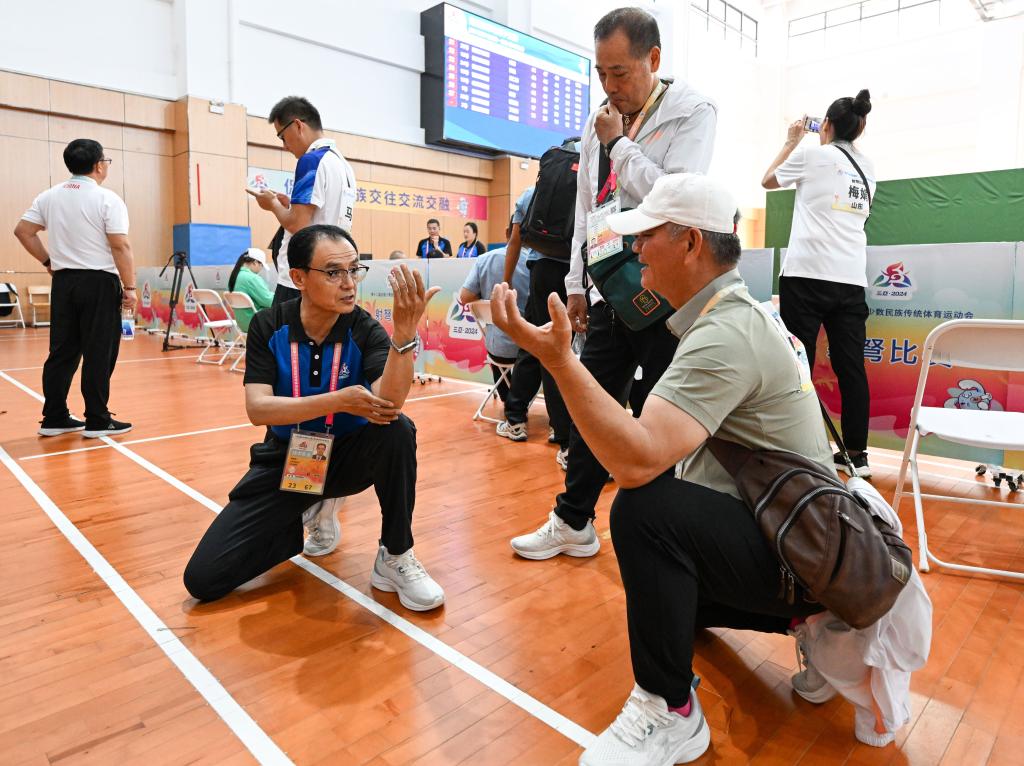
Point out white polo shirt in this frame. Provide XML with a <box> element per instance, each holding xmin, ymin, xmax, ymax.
<box><xmin>21</xmin><ymin>176</ymin><xmax>129</xmax><ymax>275</ymax></box>
<box><xmin>774</xmin><ymin>141</ymin><xmax>876</xmax><ymax>288</ymax></box>
<box><xmin>278</xmin><ymin>138</ymin><xmax>358</xmax><ymax>289</ymax></box>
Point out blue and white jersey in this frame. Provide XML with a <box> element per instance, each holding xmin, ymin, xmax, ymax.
<box><xmin>278</xmin><ymin>138</ymin><xmax>358</xmax><ymax>289</ymax></box>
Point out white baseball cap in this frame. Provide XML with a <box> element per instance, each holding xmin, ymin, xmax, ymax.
<box><xmin>246</xmin><ymin>248</ymin><xmax>268</xmax><ymax>267</ymax></box>
<box><xmin>606</xmin><ymin>173</ymin><xmax>738</xmax><ymax>236</ymax></box>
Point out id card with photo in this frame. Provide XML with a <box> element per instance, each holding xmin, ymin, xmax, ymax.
<box><xmin>280</xmin><ymin>429</ymin><xmax>334</xmax><ymax>495</ymax></box>
<box><xmin>586</xmin><ymin>199</ymin><xmax>624</xmax><ymax>266</ymax></box>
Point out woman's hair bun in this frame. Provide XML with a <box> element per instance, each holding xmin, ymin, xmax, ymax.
<box><xmin>852</xmin><ymin>89</ymin><xmax>872</xmax><ymax>117</ymax></box>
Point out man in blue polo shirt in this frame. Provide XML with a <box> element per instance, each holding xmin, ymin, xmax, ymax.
<box><xmin>183</xmin><ymin>224</ymin><xmax>444</xmax><ymax>612</ymax></box>
<box><xmin>250</xmin><ymin>96</ymin><xmax>357</xmax><ymax>305</ymax></box>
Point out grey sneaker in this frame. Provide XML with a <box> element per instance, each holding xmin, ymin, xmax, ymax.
<box><xmin>302</xmin><ymin>497</ymin><xmax>344</xmax><ymax>557</ymax></box>
<box><xmin>370</xmin><ymin>546</ymin><xmax>445</xmax><ymax>611</ymax></box>
<box><xmin>496</xmin><ymin>420</ymin><xmax>528</xmax><ymax>442</ymax></box>
<box><xmin>510</xmin><ymin>510</ymin><xmax>600</xmax><ymax>560</ymax></box>
<box><xmin>790</xmin><ymin>624</ymin><xmax>838</xmax><ymax>703</ymax></box>
<box><xmin>555</xmin><ymin>447</ymin><xmax>568</xmax><ymax>471</ymax></box>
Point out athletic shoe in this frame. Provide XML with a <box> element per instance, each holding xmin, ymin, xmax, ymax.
<box><xmin>579</xmin><ymin>683</ymin><xmax>711</xmax><ymax>765</ymax></box>
<box><xmin>302</xmin><ymin>497</ymin><xmax>344</xmax><ymax>557</ymax></box>
<box><xmin>789</xmin><ymin>624</ymin><xmax>838</xmax><ymax>704</ymax></box>
<box><xmin>834</xmin><ymin>451</ymin><xmax>871</xmax><ymax>478</ymax></box>
<box><xmin>370</xmin><ymin>545</ymin><xmax>445</xmax><ymax>611</ymax></box>
<box><xmin>510</xmin><ymin>510</ymin><xmax>600</xmax><ymax>560</ymax></box>
<box><xmin>556</xmin><ymin>447</ymin><xmax>569</xmax><ymax>471</ymax></box>
<box><xmin>548</xmin><ymin>427</ymin><xmax>558</xmax><ymax>444</ymax></box>
<box><xmin>496</xmin><ymin>420</ymin><xmax>528</xmax><ymax>442</ymax></box>
<box><xmin>83</xmin><ymin>418</ymin><xmax>133</xmax><ymax>438</ymax></box>
<box><xmin>38</xmin><ymin>415</ymin><xmax>85</xmax><ymax>436</ymax></box>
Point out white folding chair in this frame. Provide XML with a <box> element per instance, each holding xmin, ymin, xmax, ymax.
<box><xmin>0</xmin><ymin>283</ymin><xmax>26</xmax><ymax>329</ymax></box>
<box><xmin>892</xmin><ymin>319</ymin><xmax>1024</xmax><ymax>580</ymax></box>
<box><xmin>28</xmin><ymin>285</ymin><xmax>51</xmax><ymax>327</ymax></box>
<box><xmin>192</xmin><ymin>289</ymin><xmax>240</xmax><ymax>365</ymax></box>
<box><xmin>468</xmin><ymin>300</ymin><xmax>515</xmax><ymax>424</ymax></box>
<box><xmin>221</xmin><ymin>291</ymin><xmax>256</xmax><ymax>373</ymax></box>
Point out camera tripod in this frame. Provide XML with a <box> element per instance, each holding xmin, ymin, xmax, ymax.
<box><xmin>159</xmin><ymin>250</ymin><xmax>198</xmax><ymax>351</ymax></box>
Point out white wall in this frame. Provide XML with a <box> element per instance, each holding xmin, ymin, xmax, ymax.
<box><xmin>2</xmin><ymin>0</ymin><xmax>1021</xmax><ymax>204</ymax></box>
<box><xmin>771</xmin><ymin>0</ymin><xmax>1024</xmax><ymax>183</ymax></box>
<box><xmin>0</xmin><ymin>0</ymin><xmax>178</xmax><ymax>98</ymax></box>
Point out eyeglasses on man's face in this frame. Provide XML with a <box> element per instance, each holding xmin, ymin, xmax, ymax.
<box><xmin>276</xmin><ymin>119</ymin><xmax>296</xmax><ymax>141</ymax></box>
<box><xmin>305</xmin><ymin>265</ymin><xmax>370</xmax><ymax>284</ymax></box>
<box><xmin>100</xmin><ymin>158</ymin><xmax>114</xmax><ymax>165</ymax></box>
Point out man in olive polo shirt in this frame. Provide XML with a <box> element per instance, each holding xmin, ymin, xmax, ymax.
<box><xmin>490</xmin><ymin>173</ymin><xmax>833</xmax><ymax>766</ymax></box>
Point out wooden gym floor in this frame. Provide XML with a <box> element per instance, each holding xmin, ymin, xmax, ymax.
<box><xmin>1</xmin><ymin>328</ymin><xmax>1023</xmax><ymax>766</ymax></box>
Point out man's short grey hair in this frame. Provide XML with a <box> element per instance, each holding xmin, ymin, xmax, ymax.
<box><xmin>668</xmin><ymin>212</ymin><xmax>742</xmax><ymax>267</ymax></box>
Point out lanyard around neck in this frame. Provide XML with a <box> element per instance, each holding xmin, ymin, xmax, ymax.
<box><xmin>291</xmin><ymin>341</ymin><xmax>343</xmax><ymax>428</ymax></box>
<box><xmin>596</xmin><ymin>81</ymin><xmax>667</xmax><ymax>205</ymax></box>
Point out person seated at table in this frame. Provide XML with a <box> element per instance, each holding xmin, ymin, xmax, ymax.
<box><xmin>457</xmin><ymin>222</ymin><xmax>486</xmax><ymax>258</ymax></box>
<box><xmin>415</xmin><ymin>218</ymin><xmax>452</xmax><ymax>259</ymax></box>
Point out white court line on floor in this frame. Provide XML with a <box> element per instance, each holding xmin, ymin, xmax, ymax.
<box><xmin>1</xmin><ymin>354</ymin><xmax>202</xmax><ymax>373</ymax></box>
<box><xmin>99</xmin><ymin>434</ymin><xmax>595</xmax><ymax>748</ymax></box>
<box><xmin>0</xmin><ymin>371</ymin><xmax>594</xmax><ymax>748</ymax></box>
<box><xmin>0</xmin><ymin>445</ymin><xmax>293</xmax><ymax>766</ymax></box>
<box><xmin>20</xmin><ymin>423</ymin><xmax>258</xmax><ymax>461</ymax></box>
<box><xmin>17</xmin><ymin>389</ymin><xmax>483</xmax><ymax>461</ymax></box>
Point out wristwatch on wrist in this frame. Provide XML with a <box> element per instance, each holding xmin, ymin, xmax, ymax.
<box><xmin>123</xmin><ymin>286</ymin><xmax>137</xmax><ymax>291</ymax></box>
<box><xmin>42</xmin><ymin>258</ymin><xmax>51</xmax><ymax>268</ymax></box>
<box><xmin>390</xmin><ymin>335</ymin><xmax>418</xmax><ymax>354</ymax></box>
<box><xmin>605</xmin><ymin>135</ymin><xmax>625</xmax><ymax>155</ymax></box>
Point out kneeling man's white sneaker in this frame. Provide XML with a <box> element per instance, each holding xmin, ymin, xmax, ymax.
<box><xmin>580</xmin><ymin>684</ymin><xmax>710</xmax><ymax>766</ymax></box>
<box><xmin>370</xmin><ymin>545</ymin><xmax>445</xmax><ymax>611</ymax></box>
<box><xmin>302</xmin><ymin>497</ymin><xmax>344</xmax><ymax>557</ymax></box>
<box><xmin>510</xmin><ymin>510</ymin><xmax>600</xmax><ymax>560</ymax></box>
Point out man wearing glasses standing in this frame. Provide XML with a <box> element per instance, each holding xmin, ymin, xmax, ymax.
<box><xmin>250</xmin><ymin>96</ymin><xmax>358</xmax><ymax>305</ymax></box>
<box><xmin>184</xmin><ymin>224</ymin><xmax>446</xmax><ymax>612</ymax></box>
<box><xmin>14</xmin><ymin>139</ymin><xmax>137</xmax><ymax>438</ymax></box>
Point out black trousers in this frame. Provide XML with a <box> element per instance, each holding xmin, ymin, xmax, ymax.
<box><xmin>555</xmin><ymin>302</ymin><xmax>679</xmax><ymax>529</ymax></box>
<box><xmin>611</xmin><ymin>473</ymin><xmax>824</xmax><ymax>707</ymax></box>
<box><xmin>779</xmin><ymin>276</ymin><xmax>870</xmax><ymax>452</ymax></box>
<box><xmin>504</xmin><ymin>258</ymin><xmax>572</xmax><ymax>445</ymax></box>
<box><xmin>42</xmin><ymin>269</ymin><xmax>122</xmax><ymax>426</ymax></box>
<box><xmin>183</xmin><ymin>416</ymin><xmax>418</xmax><ymax>602</ymax></box>
<box><xmin>272</xmin><ymin>283</ymin><xmax>301</xmax><ymax>306</ymax></box>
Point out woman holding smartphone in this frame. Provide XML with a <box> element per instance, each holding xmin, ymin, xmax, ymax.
<box><xmin>762</xmin><ymin>89</ymin><xmax>875</xmax><ymax>476</ymax></box>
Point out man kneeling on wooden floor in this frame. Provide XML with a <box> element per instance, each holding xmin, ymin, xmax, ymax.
<box><xmin>184</xmin><ymin>224</ymin><xmax>445</xmax><ymax>612</ymax></box>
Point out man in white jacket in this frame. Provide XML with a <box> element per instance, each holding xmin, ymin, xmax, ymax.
<box><xmin>510</xmin><ymin>7</ymin><xmax>718</xmax><ymax>560</ymax></box>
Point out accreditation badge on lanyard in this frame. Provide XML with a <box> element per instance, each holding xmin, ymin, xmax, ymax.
<box><xmin>280</xmin><ymin>341</ymin><xmax>343</xmax><ymax>495</ymax></box>
<box><xmin>586</xmin><ymin>82</ymin><xmax>667</xmax><ymax>265</ymax></box>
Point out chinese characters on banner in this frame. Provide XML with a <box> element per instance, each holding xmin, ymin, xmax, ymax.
<box><xmin>247</xmin><ymin>167</ymin><xmax>488</xmax><ymax>220</ymax></box>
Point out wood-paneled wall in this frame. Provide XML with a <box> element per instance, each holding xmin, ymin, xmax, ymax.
<box><xmin>0</xmin><ymin>69</ymin><xmax>542</xmax><ymax>314</ymax></box>
<box><xmin>0</xmin><ymin>71</ymin><xmax>175</xmax><ymax>302</ymax></box>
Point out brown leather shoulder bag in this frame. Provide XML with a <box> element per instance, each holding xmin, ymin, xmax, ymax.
<box><xmin>707</xmin><ymin>426</ymin><xmax>912</xmax><ymax>629</ymax></box>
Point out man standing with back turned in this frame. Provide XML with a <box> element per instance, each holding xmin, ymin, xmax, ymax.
<box><xmin>14</xmin><ymin>138</ymin><xmax>137</xmax><ymax>438</ymax></box>
<box><xmin>509</xmin><ymin>7</ymin><xmax>718</xmax><ymax>559</ymax></box>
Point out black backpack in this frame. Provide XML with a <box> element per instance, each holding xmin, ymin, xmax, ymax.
<box><xmin>520</xmin><ymin>138</ymin><xmax>580</xmax><ymax>260</ymax></box>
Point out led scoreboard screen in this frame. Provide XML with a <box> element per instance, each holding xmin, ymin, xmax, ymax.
<box><xmin>421</xmin><ymin>3</ymin><xmax>591</xmax><ymax>158</ymax></box>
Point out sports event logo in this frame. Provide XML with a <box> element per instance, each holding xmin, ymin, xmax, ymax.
<box><xmin>870</xmin><ymin>262</ymin><xmax>916</xmax><ymax>301</ymax></box>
